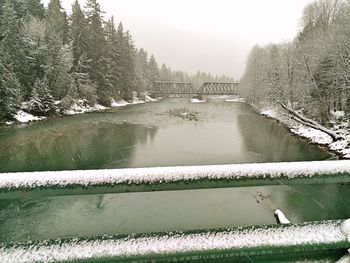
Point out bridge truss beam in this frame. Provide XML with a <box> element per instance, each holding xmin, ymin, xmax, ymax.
<box><xmin>151</xmin><ymin>81</ymin><xmax>240</xmax><ymax>96</ymax></box>
<box><xmin>152</xmin><ymin>81</ymin><xmax>195</xmax><ymax>95</ymax></box>
<box><xmin>198</xmin><ymin>82</ymin><xmax>239</xmax><ymax>95</ymax></box>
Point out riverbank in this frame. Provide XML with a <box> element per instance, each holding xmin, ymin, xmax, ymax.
<box><xmin>258</xmin><ymin>105</ymin><xmax>350</xmax><ymax>159</ymax></box>
<box><xmin>4</xmin><ymin>95</ymin><xmax>158</xmax><ymax>126</ymax></box>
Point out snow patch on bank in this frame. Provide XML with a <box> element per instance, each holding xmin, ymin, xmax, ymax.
<box><xmin>14</xmin><ymin>110</ymin><xmax>46</xmax><ymax>123</ymax></box>
<box><xmin>332</xmin><ymin>111</ymin><xmax>345</xmax><ymax>119</ymax></box>
<box><xmin>225</xmin><ymin>98</ymin><xmax>246</xmax><ymax>103</ymax></box>
<box><xmin>64</xmin><ymin>95</ymin><xmax>158</xmax><ymax>115</ymax></box>
<box><xmin>4</xmin><ymin>95</ymin><xmax>159</xmax><ymax>126</ymax></box>
<box><xmin>261</xmin><ymin>108</ymin><xmax>279</xmax><ymax>119</ymax></box>
<box><xmin>110</xmin><ymin>96</ymin><xmax>157</xmax><ymax>108</ymax></box>
<box><xmin>190</xmin><ymin>98</ymin><xmax>206</xmax><ymax>103</ymax></box>
<box><xmin>145</xmin><ymin>95</ymin><xmax>157</xmax><ymax>102</ymax></box>
<box><xmin>64</xmin><ymin>100</ymin><xmax>107</xmax><ymax>115</ymax></box>
<box><xmin>110</xmin><ymin>99</ymin><xmax>130</xmax><ymax>107</ymax></box>
<box><xmin>290</xmin><ymin>127</ymin><xmax>333</xmax><ymax>145</ymax></box>
<box><xmin>260</xmin><ymin>106</ymin><xmax>350</xmax><ymax>158</ymax></box>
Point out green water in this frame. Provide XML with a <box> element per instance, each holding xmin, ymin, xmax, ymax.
<box><xmin>0</xmin><ymin>98</ymin><xmax>348</xmax><ymax>260</ymax></box>
<box><xmin>0</xmin><ymin>98</ymin><xmax>331</xmax><ymax>172</ymax></box>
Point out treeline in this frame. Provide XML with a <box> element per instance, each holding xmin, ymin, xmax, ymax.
<box><xmin>158</xmin><ymin>64</ymin><xmax>235</xmax><ymax>89</ymax></box>
<box><xmin>0</xmin><ymin>0</ymin><xmax>163</xmax><ymax>122</ymax></box>
<box><xmin>240</xmin><ymin>0</ymin><xmax>350</xmax><ymax>124</ymax></box>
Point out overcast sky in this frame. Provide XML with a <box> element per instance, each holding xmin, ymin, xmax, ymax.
<box><xmin>44</xmin><ymin>0</ymin><xmax>311</xmax><ymax>79</ymax></box>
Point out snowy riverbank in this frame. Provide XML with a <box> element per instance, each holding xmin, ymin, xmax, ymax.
<box><xmin>5</xmin><ymin>95</ymin><xmax>158</xmax><ymax>126</ymax></box>
<box><xmin>64</xmin><ymin>95</ymin><xmax>157</xmax><ymax>116</ymax></box>
<box><xmin>260</xmin><ymin>106</ymin><xmax>350</xmax><ymax>159</ymax></box>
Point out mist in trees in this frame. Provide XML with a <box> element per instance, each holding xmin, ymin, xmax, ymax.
<box><xmin>1</xmin><ymin>0</ymin><xmax>159</xmax><ymax>121</ymax></box>
<box><xmin>240</xmin><ymin>0</ymin><xmax>350</xmax><ymax>124</ymax></box>
<box><xmin>158</xmin><ymin>64</ymin><xmax>235</xmax><ymax>90</ymax></box>
<box><xmin>0</xmin><ymin>0</ymin><xmax>236</xmax><ymax>123</ymax></box>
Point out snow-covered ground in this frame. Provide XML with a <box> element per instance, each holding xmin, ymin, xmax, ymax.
<box><xmin>6</xmin><ymin>95</ymin><xmax>159</xmax><ymax>126</ymax></box>
<box><xmin>14</xmin><ymin>110</ymin><xmax>46</xmax><ymax>123</ymax></box>
<box><xmin>189</xmin><ymin>96</ymin><xmax>245</xmax><ymax>103</ymax></box>
<box><xmin>63</xmin><ymin>96</ymin><xmax>158</xmax><ymax>115</ymax></box>
<box><xmin>261</xmin><ymin>107</ymin><xmax>350</xmax><ymax>158</ymax></box>
<box><xmin>189</xmin><ymin>98</ymin><xmax>206</xmax><ymax>103</ymax></box>
<box><xmin>63</xmin><ymin>100</ymin><xmax>107</xmax><ymax>115</ymax></box>
<box><xmin>225</xmin><ymin>98</ymin><xmax>246</xmax><ymax>103</ymax></box>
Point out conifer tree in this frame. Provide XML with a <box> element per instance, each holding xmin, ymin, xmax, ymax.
<box><xmin>113</xmin><ymin>22</ymin><xmax>138</xmax><ymax>100</ymax></box>
<box><xmin>159</xmin><ymin>63</ymin><xmax>173</xmax><ymax>81</ymax></box>
<box><xmin>71</xmin><ymin>0</ymin><xmax>87</xmax><ymax>69</ymax></box>
<box><xmin>46</xmin><ymin>43</ymin><xmax>74</xmax><ymax>99</ymax></box>
<box><xmin>71</xmin><ymin>0</ymin><xmax>97</xmax><ymax>105</ymax></box>
<box><xmin>0</xmin><ymin>47</ymin><xmax>21</xmax><ymax>121</ymax></box>
<box><xmin>21</xmin><ymin>16</ymin><xmax>47</xmax><ymax>96</ymax></box>
<box><xmin>29</xmin><ymin>78</ymin><xmax>56</xmax><ymax>115</ymax></box>
<box><xmin>135</xmin><ymin>48</ymin><xmax>150</xmax><ymax>93</ymax></box>
<box><xmin>105</xmin><ymin>16</ymin><xmax>121</xmax><ymax>98</ymax></box>
<box><xmin>121</xmin><ymin>30</ymin><xmax>137</xmax><ymax>100</ymax></box>
<box><xmin>1</xmin><ymin>0</ymin><xmax>28</xmax><ymax>96</ymax></box>
<box><xmin>73</xmin><ymin>54</ymin><xmax>97</xmax><ymax>105</ymax></box>
<box><xmin>0</xmin><ymin>0</ymin><xmax>4</xmax><ymax>16</ymax></box>
<box><xmin>85</xmin><ymin>0</ymin><xmax>111</xmax><ymax>105</ymax></box>
<box><xmin>147</xmin><ymin>55</ymin><xmax>160</xmax><ymax>87</ymax></box>
<box><xmin>45</xmin><ymin>0</ymin><xmax>74</xmax><ymax>100</ymax></box>
<box><xmin>114</xmin><ymin>22</ymin><xmax>126</xmax><ymax>98</ymax></box>
<box><xmin>46</xmin><ymin>0</ymin><xmax>68</xmax><ymax>44</ymax></box>
<box><xmin>25</xmin><ymin>0</ymin><xmax>44</xmax><ymax>19</ymax></box>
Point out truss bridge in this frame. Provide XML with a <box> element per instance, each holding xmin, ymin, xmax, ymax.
<box><xmin>152</xmin><ymin>81</ymin><xmax>196</xmax><ymax>95</ymax></box>
<box><xmin>151</xmin><ymin>81</ymin><xmax>239</xmax><ymax>96</ymax></box>
<box><xmin>198</xmin><ymin>82</ymin><xmax>239</xmax><ymax>95</ymax></box>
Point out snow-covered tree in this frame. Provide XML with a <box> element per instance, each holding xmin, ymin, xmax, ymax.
<box><xmin>29</xmin><ymin>78</ymin><xmax>56</xmax><ymax>115</ymax></box>
<box><xmin>1</xmin><ymin>0</ymin><xmax>28</xmax><ymax>96</ymax></box>
<box><xmin>147</xmin><ymin>55</ymin><xmax>159</xmax><ymax>88</ymax></box>
<box><xmin>0</xmin><ymin>47</ymin><xmax>21</xmax><ymax>121</ymax></box>
<box><xmin>85</xmin><ymin>0</ymin><xmax>112</xmax><ymax>105</ymax></box>
<box><xmin>73</xmin><ymin>54</ymin><xmax>97</xmax><ymax>105</ymax></box>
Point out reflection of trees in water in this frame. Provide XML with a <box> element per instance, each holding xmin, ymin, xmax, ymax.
<box><xmin>237</xmin><ymin>113</ymin><xmax>330</xmax><ymax>162</ymax></box>
<box><xmin>0</xmin><ymin>122</ymin><xmax>158</xmax><ymax>172</ymax></box>
<box><xmin>0</xmin><ymin>198</ymin><xmax>56</xmax><ymax>242</ymax></box>
<box><xmin>237</xmin><ymin>113</ymin><xmax>346</xmax><ymax>222</ymax></box>
<box><xmin>280</xmin><ymin>184</ymin><xmax>350</xmax><ymax>222</ymax></box>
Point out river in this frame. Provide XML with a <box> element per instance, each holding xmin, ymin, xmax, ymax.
<box><xmin>0</xmin><ymin>98</ymin><xmax>349</xmax><ymax>245</ymax></box>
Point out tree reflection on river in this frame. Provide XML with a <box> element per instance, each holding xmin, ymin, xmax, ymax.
<box><xmin>0</xmin><ymin>122</ymin><xmax>157</xmax><ymax>172</ymax></box>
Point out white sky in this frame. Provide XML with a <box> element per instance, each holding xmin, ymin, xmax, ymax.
<box><xmin>44</xmin><ymin>0</ymin><xmax>312</xmax><ymax>78</ymax></box>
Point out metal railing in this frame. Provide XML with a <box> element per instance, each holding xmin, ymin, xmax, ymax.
<box><xmin>0</xmin><ymin>160</ymin><xmax>349</xmax><ymax>199</ymax></box>
<box><xmin>0</xmin><ymin>220</ymin><xmax>348</xmax><ymax>262</ymax></box>
<box><xmin>0</xmin><ymin>160</ymin><xmax>349</xmax><ymax>262</ymax></box>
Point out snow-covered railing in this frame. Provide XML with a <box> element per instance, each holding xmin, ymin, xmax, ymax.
<box><xmin>0</xmin><ymin>220</ymin><xmax>348</xmax><ymax>263</ymax></box>
<box><xmin>0</xmin><ymin>160</ymin><xmax>349</xmax><ymax>199</ymax></box>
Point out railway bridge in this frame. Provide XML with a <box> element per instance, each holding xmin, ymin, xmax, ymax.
<box><xmin>151</xmin><ymin>81</ymin><xmax>240</xmax><ymax>96</ymax></box>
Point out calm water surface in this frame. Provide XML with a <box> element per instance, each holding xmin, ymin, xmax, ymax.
<box><xmin>0</xmin><ymin>98</ymin><xmax>348</xmax><ymax>244</ymax></box>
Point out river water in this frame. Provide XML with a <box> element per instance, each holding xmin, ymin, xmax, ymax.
<box><xmin>0</xmin><ymin>98</ymin><xmax>348</xmax><ymax>244</ymax></box>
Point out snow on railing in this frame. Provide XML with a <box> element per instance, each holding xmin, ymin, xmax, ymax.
<box><xmin>0</xmin><ymin>160</ymin><xmax>349</xmax><ymax>199</ymax></box>
<box><xmin>0</xmin><ymin>220</ymin><xmax>348</xmax><ymax>263</ymax></box>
